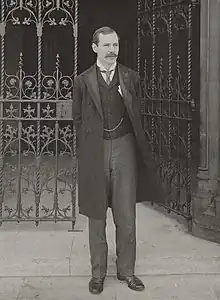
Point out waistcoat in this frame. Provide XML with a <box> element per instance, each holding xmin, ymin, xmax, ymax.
<box><xmin>96</xmin><ymin>66</ymin><xmax>133</xmax><ymax>140</ymax></box>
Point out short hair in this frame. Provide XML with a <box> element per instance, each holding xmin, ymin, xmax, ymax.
<box><xmin>92</xmin><ymin>26</ymin><xmax>119</xmax><ymax>45</ymax></box>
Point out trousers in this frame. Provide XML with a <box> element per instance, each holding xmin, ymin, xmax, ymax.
<box><xmin>88</xmin><ymin>133</ymin><xmax>137</xmax><ymax>279</ymax></box>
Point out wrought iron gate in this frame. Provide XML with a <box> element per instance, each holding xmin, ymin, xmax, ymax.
<box><xmin>0</xmin><ymin>0</ymin><xmax>200</xmax><ymax>229</ymax></box>
<box><xmin>0</xmin><ymin>0</ymin><xmax>78</xmax><ymax>229</ymax></box>
<box><xmin>137</xmin><ymin>0</ymin><xmax>200</xmax><ymax>225</ymax></box>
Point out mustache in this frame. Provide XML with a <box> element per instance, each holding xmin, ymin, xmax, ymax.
<box><xmin>105</xmin><ymin>54</ymin><xmax>117</xmax><ymax>58</ymax></box>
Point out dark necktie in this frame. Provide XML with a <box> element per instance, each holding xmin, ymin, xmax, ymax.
<box><xmin>100</xmin><ymin>69</ymin><xmax>114</xmax><ymax>85</ymax></box>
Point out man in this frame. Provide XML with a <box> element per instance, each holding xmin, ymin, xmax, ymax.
<box><xmin>73</xmin><ymin>26</ymin><xmax>164</xmax><ymax>294</ymax></box>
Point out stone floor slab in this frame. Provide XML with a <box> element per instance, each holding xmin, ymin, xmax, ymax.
<box><xmin>135</xmin><ymin>256</ymin><xmax>220</xmax><ymax>275</ymax></box>
<box><xmin>115</xmin><ymin>275</ymin><xmax>217</xmax><ymax>300</ymax></box>
<box><xmin>206</xmin><ymin>276</ymin><xmax>220</xmax><ymax>300</ymax></box>
<box><xmin>0</xmin><ymin>278</ymin><xmax>24</xmax><ymax>300</ymax></box>
<box><xmin>0</xmin><ymin>232</ymin><xmax>74</xmax><ymax>277</ymax></box>
<box><xmin>16</xmin><ymin>277</ymin><xmax>116</xmax><ymax>300</ymax></box>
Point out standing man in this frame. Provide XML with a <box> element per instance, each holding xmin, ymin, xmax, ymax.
<box><xmin>73</xmin><ymin>26</ymin><xmax>164</xmax><ymax>294</ymax></box>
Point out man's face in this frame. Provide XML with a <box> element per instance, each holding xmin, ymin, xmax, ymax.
<box><xmin>92</xmin><ymin>32</ymin><xmax>119</xmax><ymax>66</ymax></box>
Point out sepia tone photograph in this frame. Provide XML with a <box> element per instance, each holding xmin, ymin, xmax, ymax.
<box><xmin>0</xmin><ymin>0</ymin><xmax>220</xmax><ymax>299</ymax></box>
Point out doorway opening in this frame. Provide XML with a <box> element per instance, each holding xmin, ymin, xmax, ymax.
<box><xmin>78</xmin><ymin>0</ymin><xmax>138</xmax><ymax>73</ymax></box>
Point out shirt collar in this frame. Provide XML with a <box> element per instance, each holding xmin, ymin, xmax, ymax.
<box><xmin>97</xmin><ymin>59</ymin><xmax>117</xmax><ymax>72</ymax></box>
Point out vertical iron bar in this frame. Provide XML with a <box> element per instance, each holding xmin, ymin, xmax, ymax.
<box><xmin>73</xmin><ymin>0</ymin><xmax>78</xmax><ymax>79</ymax></box>
<box><xmin>0</xmin><ymin>0</ymin><xmax>5</xmax><ymax>226</ymax></box>
<box><xmin>143</xmin><ymin>59</ymin><xmax>148</xmax><ymax>134</ymax></box>
<box><xmin>56</xmin><ymin>0</ymin><xmax>60</xmax><ymax>9</ymax></box>
<box><xmin>137</xmin><ymin>0</ymin><xmax>141</xmax><ymax>73</ymax></box>
<box><xmin>167</xmin><ymin>4</ymin><xmax>173</xmax><ymax>207</ymax></box>
<box><xmin>71</xmin><ymin>0</ymin><xmax>79</xmax><ymax>231</ymax></box>
<box><xmin>136</xmin><ymin>0</ymin><xmax>144</xmax><ymax>130</ymax></box>
<box><xmin>187</xmin><ymin>2</ymin><xmax>193</xmax><ymax>228</ymax></box>
<box><xmin>159</xmin><ymin>58</ymin><xmax>163</xmax><ymax>179</ymax></box>
<box><xmin>151</xmin><ymin>0</ymin><xmax>156</xmax><ymax>159</ymax></box>
<box><xmin>54</xmin><ymin>121</ymin><xmax>59</xmax><ymax>220</ymax></box>
<box><xmin>176</xmin><ymin>56</ymin><xmax>181</xmax><ymax>212</ymax></box>
<box><xmin>36</xmin><ymin>0</ymin><xmax>42</xmax><ymax>226</ymax></box>
<box><xmin>54</xmin><ymin>54</ymin><xmax>59</xmax><ymax>221</ymax></box>
<box><xmin>16</xmin><ymin>54</ymin><xmax>23</xmax><ymax>221</ymax></box>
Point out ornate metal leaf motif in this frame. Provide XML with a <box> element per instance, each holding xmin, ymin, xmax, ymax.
<box><xmin>0</xmin><ymin>0</ymin><xmax>78</xmax><ymax>228</ymax></box>
<box><xmin>42</xmin><ymin>126</ymin><xmax>54</xmax><ymax>140</ymax></box>
<box><xmin>26</xmin><ymin>0</ymin><xmax>37</xmax><ymax>8</ymax></box>
<box><xmin>7</xmin><ymin>0</ymin><xmax>17</xmax><ymax>7</ymax></box>
<box><xmin>5</xmin><ymin>104</ymin><xmax>18</xmax><ymax>118</ymax></box>
<box><xmin>23</xmin><ymin>104</ymin><xmax>35</xmax><ymax>118</ymax></box>
<box><xmin>42</xmin><ymin>92</ymin><xmax>49</xmax><ymax>99</ymax></box>
<box><xmin>4</xmin><ymin>206</ymin><xmax>13</xmax><ymax>217</ymax></box>
<box><xmin>46</xmin><ymin>79</ymin><xmax>55</xmax><ymax>87</ymax></box>
<box><xmin>26</xmin><ymin>0</ymin><xmax>33</xmax><ymax>7</ymax></box>
<box><xmin>9</xmin><ymin>78</ymin><xmax>17</xmax><ymax>86</ymax></box>
<box><xmin>44</xmin><ymin>0</ymin><xmax>53</xmax><ymax>8</ymax></box>
<box><xmin>23</xmin><ymin>206</ymin><xmax>34</xmax><ymax>217</ymax></box>
<box><xmin>49</xmin><ymin>18</ymin><xmax>57</xmax><ymax>26</ymax></box>
<box><xmin>11</xmin><ymin>16</ymin><xmax>20</xmax><ymax>25</ymax></box>
<box><xmin>22</xmin><ymin>126</ymin><xmax>36</xmax><ymax>156</ymax></box>
<box><xmin>59</xmin><ymin>18</ymin><xmax>67</xmax><ymax>26</ymax></box>
<box><xmin>25</xmin><ymin>80</ymin><xmax>33</xmax><ymax>88</ymax></box>
<box><xmin>22</xmin><ymin>17</ymin><xmax>31</xmax><ymax>25</ymax></box>
<box><xmin>61</xmin><ymin>205</ymin><xmax>71</xmax><ymax>216</ymax></box>
<box><xmin>41</xmin><ymin>205</ymin><xmax>50</xmax><ymax>215</ymax></box>
<box><xmin>60</xmin><ymin>125</ymin><xmax>72</xmax><ymax>141</ymax></box>
<box><xmin>63</xmin><ymin>0</ymin><xmax>71</xmax><ymax>8</ymax></box>
<box><xmin>42</xmin><ymin>104</ymin><xmax>54</xmax><ymax>118</ymax></box>
<box><xmin>138</xmin><ymin>0</ymin><xmax>198</xmax><ymax>218</ymax></box>
<box><xmin>62</xmin><ymin>79</ymin><xmax>69</xmax><ymax>87</ymax></box>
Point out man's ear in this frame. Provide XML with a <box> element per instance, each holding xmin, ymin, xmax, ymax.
<box><xmin>92</xmin><ymin>43</ymin><xmax>97</xmax><ymax>53</ymax></box>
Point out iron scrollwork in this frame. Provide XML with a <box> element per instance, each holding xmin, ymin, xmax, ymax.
<box><xmin>0</xmin><ymin>0</ymin><xmax>79</xmax><ymax>229</ymax></box>
<box><xmin>138</xmin><ymin>0</ymin><xmax>199</xmax><ymax>222</ymax></box>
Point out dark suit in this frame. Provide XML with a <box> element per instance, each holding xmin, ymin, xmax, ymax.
<box><xmin>73</xmin><ymin>63</ymin><xmax>164</xmax><ymax>278</ymax></box>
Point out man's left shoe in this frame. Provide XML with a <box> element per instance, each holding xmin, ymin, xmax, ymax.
<box><xmin>117</xmin><ymin>274</ymin><xmax>145</xmax><ymax>291</ymax></box>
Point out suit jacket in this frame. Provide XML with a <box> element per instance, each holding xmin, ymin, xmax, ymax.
<box><xmin>73</xmin><ymin>63</ymin><xmax>165</xmax><ymax>220</ymax></box>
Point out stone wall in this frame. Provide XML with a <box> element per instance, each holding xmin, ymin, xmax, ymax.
<box><xmin>192</xmin><ymin>0</ymin><xmax>220</xmax><ymax>243</ymax></box>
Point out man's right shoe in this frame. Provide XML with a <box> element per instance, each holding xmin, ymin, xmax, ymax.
<box><xmin>117</xmin><ymin>274</ymin><xmax>145</xmax><ymax>291</ymax></box>
<box><xmin>89</xmin><ymin>277</ymin><xmax>105</xmax><ymax>294</ymax></box>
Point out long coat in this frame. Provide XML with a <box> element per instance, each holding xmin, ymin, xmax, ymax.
<box><xmin>73</xmin><ymin>63</ymin><xmax>165</xmax><ymax>220</ymax></box>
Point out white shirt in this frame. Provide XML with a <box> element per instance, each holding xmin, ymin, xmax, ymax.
<box><xmin>97</xmin><ymin>60</ymin><xmax>117</xmax><ymax>83</ymax></box>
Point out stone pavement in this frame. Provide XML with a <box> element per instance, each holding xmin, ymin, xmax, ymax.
<box><xmin>1</xmin><ymin>203</ymin><xmax>220</xmax><ymax>299</ymax></box>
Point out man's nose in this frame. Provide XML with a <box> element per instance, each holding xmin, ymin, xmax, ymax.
<box><xmin>109</xmin><ymin>45</ymin><xmax>115</xmax><ymax>52</ymax></box>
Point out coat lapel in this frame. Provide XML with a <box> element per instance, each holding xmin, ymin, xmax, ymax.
<box><xmin>118</xmin><ymin>64</ymin><xmax>134</xmax><ymax>117</ymax></box>
<box><xmin>84</xmin><ymin>64</ymin><xmax>104</xmax><ymax>120</ymax></box>
<box><xmin>84</xmin><ymin>63</ymin><xmax>133</xmax><ymax>121</ymax></box>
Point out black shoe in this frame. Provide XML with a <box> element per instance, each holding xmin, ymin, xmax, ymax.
<box><xmin>117</xmin><ymin>274</ymin><xmax>145</xmax><ymax>291</ymax></box>
<box><xmin>89</xmin><ymin>277</ymin><xmax>105</xmax><ymax>294</ymax></box>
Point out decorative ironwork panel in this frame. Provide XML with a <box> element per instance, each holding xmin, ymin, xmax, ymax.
<box><xmin>137</xmin><ymin>0</ymin><xmax>200</xmax><ymax>222</ymax></box>
<box><xmin>0</xmin><ymin>0</ymin><xmax>78</xmax><ymax>229</ymax></box>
